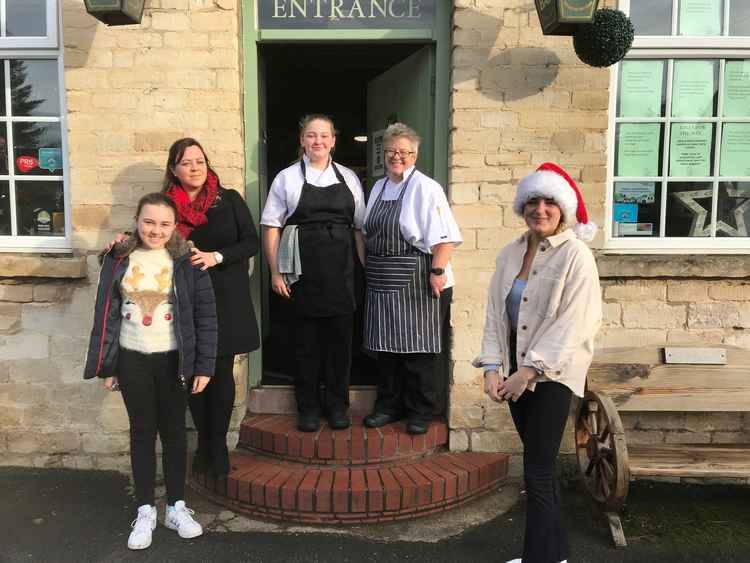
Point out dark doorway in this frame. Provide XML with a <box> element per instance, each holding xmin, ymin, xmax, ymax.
<box><xmin>259</xmin><ymin>43</ymin><xmax>426</xmax><ymax>388</ymax></box>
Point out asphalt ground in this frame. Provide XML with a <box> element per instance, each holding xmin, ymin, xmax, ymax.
<box><xmin>2</xmin><ymin>466</ymin><xmax>749</xmax><ymax>563</ymax></box>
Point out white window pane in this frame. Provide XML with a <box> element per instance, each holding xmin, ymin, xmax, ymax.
<box><xmin>6</xmin><ymin>0</ymin><xmax>47</xmax><ymax>37</ymax></box>
<box><xmin>15</xmin><ymin>181</ymin><xmax>64</xmax><ymax>236</ymax></box>
<box><xmin>630</xmin><ymin>0</ymin><xmax>672</xmax><ymax>36</ymax></box>
<box><xmin>678</xmin><ymin>0</ymin><xmax>724</xmax><ymax>37</ymax></box>
<box><xmin>730</xmin><ymin>0</ymin><xmax>750</xmax><ymax>36</ymax></box>
<box><xmin>716</xmin><ymin>182</ymin><xmax>750</xmax><ymax>236</ymax></box>
<box><xmin>13</xmin><ymin>122</ymin><xmax>63</xmax><ymax>177</ymax></box>
<box><xmin>666</xmin><ymin>182</ymin><xmax>714</xmax><ymax>236</ymax></box>
<box><xmin>613</xmin><ymin>182</ymin><xmax>661</xmax><ymax>237</ymax></box>
<box><xmin>0</xmin><ymin>181</ymin><xmax>9</xmax><ymax>235</ymax></box>
<box><xmin>10</xmin><ymin>60</ymin><xmax>60</xmax><ymax>117</ymax></box>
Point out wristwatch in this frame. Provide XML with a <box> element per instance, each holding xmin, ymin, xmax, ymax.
<box><xmin>213</xmin><ymin>251</ymin><xmax>224</xmax><ymax>264</ymax></box>
<box><xmin>430</xmin><ymin>267</ymin><xmax>444</xmax><ymax>275</ymax></box>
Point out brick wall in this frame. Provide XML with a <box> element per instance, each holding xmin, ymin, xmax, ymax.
<box><xmin>0</xmin><ymin>0</ymin><xmax>246</xmax><ymax>470</ymax></box>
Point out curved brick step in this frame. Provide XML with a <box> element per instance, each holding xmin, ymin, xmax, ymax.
<box><xmin>238</xmin><ymin>414</ymin><xmax>448</xmax><ymax>465</ymax></box>
<box><xmin>189</xmin><ymin>449</ymin><xmax>510</xmax><ymax>525</ymax></box>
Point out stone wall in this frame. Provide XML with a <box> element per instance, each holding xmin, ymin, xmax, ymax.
<box><xmin>0</xmin><ymin>0</ymin><xmax>246</xmax><ymax>470</ymax></box>
<box><xmin>446</xmin><ymin>0</ymin><xmax>750</xmax><ymax>460</ymax></box>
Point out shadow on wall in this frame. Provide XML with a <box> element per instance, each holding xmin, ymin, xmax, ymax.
<box><xmin>456</xmin><ymin>7</ymin><xmax>561</xmax><ymax>102</ymax></box>
<box><xmin>60</xmin><ymin>3</ymin><xmax>100</xmax><ymax>69</ymax></box>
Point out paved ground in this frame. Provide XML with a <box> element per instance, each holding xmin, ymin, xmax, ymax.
<box><xmin>2</xmin><ymin>466</ymin><xmax>749</xmax><ymax>563</ymax></box>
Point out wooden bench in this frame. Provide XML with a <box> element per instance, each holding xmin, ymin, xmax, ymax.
<box><xmin>574</xmin><ymin>346</ymin><xmax>750</xmax><ymax>547</ymax></box>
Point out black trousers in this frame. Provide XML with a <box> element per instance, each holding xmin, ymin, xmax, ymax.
<box><xmin>293</xmin><ymin>313</ymin><xmax>353</xmax><ymax>415</ymax></box>
<box><xmin>117</xmin><ymin>348</ymin><xmax>186</xmax><ymax>507</ymax></box>
<box><xmin>372</xmin><ymin>287</ymin><xmax>452</xmax><ymax>422</ymax></box>
<box><xmin>188</xmin><ymin>354</ymin><xmax>235</xmax><ymax>475</ymax></box>
<box><xmin>508</xmin><ymin>381</ymin><xmax>573</xmax><ymax>563</ymax></box>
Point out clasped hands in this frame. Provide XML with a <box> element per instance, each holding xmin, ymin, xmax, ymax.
<box><xmin>104</xmin><ymin>375</ymin><xmax>210</xmax><ymax>394</ymax></box>
<box><xmin>483</xmin><ymin>365</ymin><xmax>538</xmax><ymax>403</ymax></box>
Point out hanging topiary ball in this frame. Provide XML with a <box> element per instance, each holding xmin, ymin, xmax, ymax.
<box><xmin>573</xmin><ymin>8</ymin><xmax>635</xmax><ymax>68</ymax></box>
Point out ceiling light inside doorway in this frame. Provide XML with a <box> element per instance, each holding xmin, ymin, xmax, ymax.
<box><xmin>354</xmin><ymin>136</ymin><xmax>368</xmax><ymax>143</ymax></box>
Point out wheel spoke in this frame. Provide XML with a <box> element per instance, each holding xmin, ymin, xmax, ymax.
<box><xmin>585</xmin><ymin>457</ymin><xmax>597</xmax><ymax>476</ymax></box>
<box><xmin>599</xmin><ymin>424</ymin><xmax>611</xmax><ymax>444</ymax></box>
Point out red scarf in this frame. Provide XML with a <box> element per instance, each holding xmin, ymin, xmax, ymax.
<box><xmin>166</xmin><ymin>170</ymin><xmax>219</xmax><ymax>239</ymax></box>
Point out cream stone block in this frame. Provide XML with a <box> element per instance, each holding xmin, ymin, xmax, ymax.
<box><xmin>582</xmin><ymin>166</ymin><xmax>607</xmax><ymax>183</ymax></box>
<box><xmin>452</xmin><ymin>90</ymin><xmax>497</xmax><ymax>110</ymax></box>
<box><xmin>484</xmin><ymin>402</ymin><xmax>515</xmax><ymax>431</ymax></box>
<box><xmin>160</xmin><ymin>0</ymin><xmax>189</xmax><ymax>8</ymax></box>
<box><xmin>478</xmin><ymin>182</ymin><xmax>515</xmax><ymax>204</ymax></box>
<box><xmin>688</xmin><ymin>302</ymin><xmax>746</xmax><ymax>329</ymax></box>
<box><xmin>479</xmin><ymin>111</ymin><xmax>519</xmax><ymax>129</ymax></box>
<box><xmin>556</xmin><ymin>112</ymin><xmax>608</xmax><ymax>130</ymax></box>
<box><xmin>452</xmin><ymin>327</ymin><xmax>483</xmax><ymax>361</ymax></box>
<box><xmin>449</xmin><ymin>406</ymin><xmax>484</xmax><ymax>429</ymax></box>
<box><xmin>499</xmin><ymin>131</ymin><xmax>553</xmax><ymax>152</ymax></box>
<box><xmin>7</xmin><ymin>431</ymin><xmax>81</xmax><ymax>454</ymax></box>
<box><xmin>550</xmin><ymin>129</ymin><xmax>586</xmax><ymax>153</ymax></box>
<box><xmin>502</xmin><ymin>206</ymin><xmax>526</xmax><ymax>228</ymax></box>
<box><xmin>0</xmin><ymin>284</ymin><xmax>33</xmax><ymax>303</ymax></box>
<box><xmin>572</xmin><ymin>90</ymin><xmax>610</xmax><ymax>110</ymax></box>
<box><xmin>602</xmin><ymin>302</ymin><xmax>621</xmax><ymax>327</ymax></box>
<box><xmin>666</xmin><ymin>329</ymin><xmax>726</xmax><ymax>345</ymax></box>
<box><xmin>0</xmin><ymin>333</ymin><xmax>49</xmax><ymax>360</ymax></box>
<box><xmin>451</xmin><ymin>204</ymin><xmax>502</xmax><ymax>229</ymax></box>
<box><xmin>452</xmin><ymin>67</ymin><xmax>480</xmax><ymax>90</ymax></box>
<box><xmin>595</xmin><ymin>328</ymin><xmax>666</xmax><ymax>349</ymax></box>
<box><xmin>151</xmin><ymin>12</ymin><xmax>190</xmax><ymax>30</ymax></box>
<box><xmin>451</xmin><ymin>110</ymin><xmax>481</xmax><ymax>129</ymax></box>
<box><xmin>604</xmin><ymin>280</ymin><xmax>667</xmax><ymax>301</ymax></box>
<box><xmin>452</xmin><ymin>360</ymin><xmax>483</xmax><ymax>387</ymax></box>
<box><xmin>0</xmin><ymin>303</ymin><xmax>21</xmax><ymax>334</ymax></box>
<box><xmin>191</xmin><ymin>11</ymin><xmax>237</xmax><ymax>32</ymax></box>
<box><xmin>708</xmin><ymin>283</ymin><xmax>750</xmax><ymax>301</ymax></box>
<box><xmin>115</xmin><ymin>31</ymin><xmax>163</xmax><ymax>49</ymax></box>
<box><xmin>554</xmin><ymin>67</ymin><xmax>611</xmax><ymax>90</ymax></box>
<box><xmin>472</xmin><ymin>430</ymin><xmax>522</xmax><ymax>453</ymax></box>
<box><xmin>452</xmin><ymin>165</ymin><xmax>511</xmax><ymax>183</ymax></box>
<box><xmin>476</xmin><ymin>227</ymin><xmax>519</xmax><ymax>250</ymax></box>
<box><xmin>622</xmin><ymin>302</ymin><xmax>685</xmax><ymax>329</ymax></box>
<box><xmin>449</xmin><ymin>430</ymin><xmax>469</xmax><ymax>452</ymax></box>
<box><xmin>450</xmin><ymin>182</ymin><xmax>480</xmax><ymax>204</ymax></box>
<box><xmin>208</xmin><ymin>111</ymin><xmax>242</xmax><ymax>130</ymax></box>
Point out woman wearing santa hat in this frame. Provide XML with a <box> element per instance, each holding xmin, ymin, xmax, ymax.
<box><xmin>474</xmin><ymin>163</ymin><xmax>602</xmax><ymax>563</ymax></box>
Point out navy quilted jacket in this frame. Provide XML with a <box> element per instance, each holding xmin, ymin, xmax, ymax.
<box><xmin>83</xmin><ymin>239</ymin><xmax>217</xmax><ymax>380</ymax></box>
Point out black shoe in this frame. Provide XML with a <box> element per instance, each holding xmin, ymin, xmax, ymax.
<box><xmin>298</xmin><ymin>412</ymin><xmax>320</xmax><ymax>432</ymax></box>
<box><xmin>328</xmin><ymin>411</ymin><xmax>351</xmax><ymax>430</ymax></box>
<box><xmin>364</xmin><ymin>412</ymin><xmax>398</xmax><ymax>428</ymax></box>
<box><xmin>406</xmin><ymin>420</ymin><xmax>428</xmax><ymax>435</ymax></box>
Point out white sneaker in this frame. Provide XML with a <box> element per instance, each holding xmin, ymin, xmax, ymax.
<box><xmin>505</xmin><ymin>559</ymin><xmax>522</xmax><ymax>563</ymax></box>
<box><xmin>127</xmin><ymin>504</ymin><xmax>156</xmax><ymax>550</ymax></box>
<box><xmin>164</xmin><ymin>500</ymin><xmax>203</xmax><ymax>539</ymax></box>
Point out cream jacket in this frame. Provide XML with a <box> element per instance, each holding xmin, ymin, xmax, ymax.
<box><xmin>473</xmin><ymin>229</ymin><xmax>601</xmax><ymax>397</ymax></box>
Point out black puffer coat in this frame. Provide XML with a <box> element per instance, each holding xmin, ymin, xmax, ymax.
<box><xmin>83</xmin><ymin>237</ymin><xmax>217</xmax><ymax>380</ymax></box>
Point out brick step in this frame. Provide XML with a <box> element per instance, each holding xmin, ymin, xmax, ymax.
<box><xmin>238</xmin><ymin>414</ymin><xmax>448</xmax><ymax>465</ymax></box>
<box><xmin>189</xmin><ymin>449</ymin><xmax>510</xmax><ymax>525</ymax></box>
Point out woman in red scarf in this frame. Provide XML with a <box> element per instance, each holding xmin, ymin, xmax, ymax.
<box><xmin>162</xmin><ymin>138</ymin><xmax>260</xmax><ymax>478</ymax></box>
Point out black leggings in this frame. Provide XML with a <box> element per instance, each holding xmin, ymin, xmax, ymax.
<box><xmin>117</xmin><ymin>348</ymin><xmax>186</xmax><ymax>507</ymax></box>
<box><xmin>508</xmin><ymin>381</ymin><xmax>573</xmax><ymax>563</ymax></box>
<box><xmin>188</xmin><ymin>354</ymin><xmax>235</xmax><ymax>475</ymax></box>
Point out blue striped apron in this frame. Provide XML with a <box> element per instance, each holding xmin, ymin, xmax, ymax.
<box><xmin>363</xmin><ymin>171</ymin><xmax>441</xmax><ymax>353</ymax></box>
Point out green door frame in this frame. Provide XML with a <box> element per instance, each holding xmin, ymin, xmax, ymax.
<box><xmin>241</xmin><ymin>0</ymin><xmax>452</xmax><ymax>387</ymax></box>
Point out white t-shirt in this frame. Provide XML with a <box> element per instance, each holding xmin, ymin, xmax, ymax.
<box><xmin>364</xmin><ymin>167</ymin><xmax>463</xmax><ymax>288</ymax></box>
<box><xmin>260</xmin><ymin>155</ymin><xmax>366</xmax><ymax>229</ymax></box>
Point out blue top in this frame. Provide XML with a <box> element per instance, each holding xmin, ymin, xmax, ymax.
<box><xmin>505</xmin><ymin>278</ymin><xmax>527</xmax><ymax>331</ymax></box>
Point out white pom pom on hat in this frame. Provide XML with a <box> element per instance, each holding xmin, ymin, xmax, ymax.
<box><xmin>513</xmin><ymin>162</ymin><xmax>597</xmax><ymax>242</ymax></box>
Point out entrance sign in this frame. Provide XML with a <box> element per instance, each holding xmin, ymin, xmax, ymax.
<box><xmin>723</xmin><ymin>60</ymin><xmax>750</xmax><ymax>118</ymax></box>
<box><xmin>617</xmin><ymin>123</ymin><xmax>660</xmax><ymax>177</ymax></box>
<box><xmin>720</xmin><ymin>124</ymin><xmax>750</xmax><ymax>177</ymax></box>
<box><xmin>619</xmin><ymin>60</ymin><xmax>664</xmax><ymax>117</ymax></box>
<box><xmin>671</xmin><ymin>60</ymin><xmax>715</xmax><ymax>118</ymax></box>
<box><xmin>669</xmin><ymin>122</ymin><xmax>712</xmax><ymax>177</ymax></box>
<box><xmin>259</xmin><ymin>0</ymin><xmax>436</xmax><ymax>29</ymax></box>
<box><xmin>678</xmin><ymin>0</ymin><xmax>722</xmax><ymax>36</ymax></box>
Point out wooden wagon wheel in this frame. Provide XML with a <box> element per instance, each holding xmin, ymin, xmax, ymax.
<box><xmin>575</xmin><ymin>390</ymin><xmax>630</xmax><ymax>510</ymax></box>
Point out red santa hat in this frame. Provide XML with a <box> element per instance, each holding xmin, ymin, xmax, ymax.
<box><xmin>513</xmin><ymin>162</ymin><xmax>597</xmax><ymax>242</ymax></box>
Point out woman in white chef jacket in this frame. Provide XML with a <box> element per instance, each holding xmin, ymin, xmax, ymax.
<box><xmin>362</xmin><ymin>122</ymin><xmax>462</xmax><ymax>435</ymax></box>
<box><xmin>261</xmin><ymin>114</ymin><xmax>366</xmax><ymax>433</ymax></box>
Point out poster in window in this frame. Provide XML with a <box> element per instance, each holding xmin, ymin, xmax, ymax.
<box><xmin>720</xmin><ymin>124</ymin><xmax>750</xmax><ymax>177</ymax></box>
<box><xmin>679</xmin><ymin>0</ymin><xmax>722</xmax><ymax>36</ymax></box>
<box><xmin>371</xmin><ymin>129</ymin><xmax>385</xmax><ymax>177</ymax></box>
<box><xmin>723</xmin><ymin>60</ymin><xmax>750</xmax><ymax>118</ymax></box>
<box><xmin>614</xmin><ymin>182</ymin><xmax>656</xmax><ymax>204</ymax></box>
<box><xmin>669</xmin><ymin>123</ymin><xmax>713</xmax><ymax>177</ymax></box>
<box><xmin>619</xmin><ymin>60</ymin><xmax>664</xmax><ymax>117</ymax></box>
<box><xmin>671</xmin><ymin>60</ymin><xmax>716</xmax><ymax>117</ymax></box>
<box><xmin>617</xmin><ymin>124</ymin><xmax>661</xmax><ymax>177</ymax></box>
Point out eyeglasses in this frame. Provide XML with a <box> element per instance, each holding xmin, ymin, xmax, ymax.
<box><xmin>384</xmin><ymin>149</ymin><xmax>416</xmax><ymax>159</ymax></box>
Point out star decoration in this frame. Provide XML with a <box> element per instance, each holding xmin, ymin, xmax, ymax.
<box><xmin>671</xmin><ymin>184</ymin><xmax>750</xmax><ymax>236</ymax></box>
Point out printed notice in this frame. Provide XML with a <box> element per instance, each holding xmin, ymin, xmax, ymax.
<box><xmin>679</xmin><ymin>0</ymin><xmax>722</xmax><ymax>36</ymax></box>
<box><xmin>672</xmin><ymin>60</ymin><xmax>716</xmax><ymax>117</ymax></box>
<box><xmin>614</xmin><ymin>182</ymin><xmax>656</xmax><ymax>204</ymax></box>
<box><xmin>720</xmin><ymin>124</ymin><xmax>750</xmax><ymax>177</ymax></box>
<box><xmin>669</xmin><ymin>123</ymin><xmax>713</xmax><ymax>177</ymax></box>
<box><xmin>619</xmin><ymin>60</ymin><xmax>664</xmax><ymax>117</ymax></box>
<box><xmin>723</xmin><ymin>60</ymin><xmax>750</xmax><ymax>118</ymax></box>
<box><xmin>617</xmin><ymin>124</ymin><xmax>661</xmax><ymax>177</ymax></box>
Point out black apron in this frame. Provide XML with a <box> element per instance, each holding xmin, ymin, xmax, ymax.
<box><xmin>363</xmin><ymin>170</ymin><xmax>441</xmax><ymax>353</ymax></box>
<box><xmin>286</xmin><ymin>159</ymin><xmax>356</xmax><ymax>318</ymax></box>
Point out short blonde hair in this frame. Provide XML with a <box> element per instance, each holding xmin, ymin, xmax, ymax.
<box><xmin>383</xmin><ymin>122</ymin><xmax>420</xmax><ymax>152</ymax></box>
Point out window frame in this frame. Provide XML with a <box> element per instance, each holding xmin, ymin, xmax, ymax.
<box><xmin>0</xmin><ymin>6</ymin><xmax>70</xmax><ymax>253</ymax></box>
<box><xmin>605</xmin><ymin>1</ymin><xmax>750</xmax><ymax>253</ymax></box>
<box><xmin>0</xmin><ymin>0</ymin><xmax>59</xmax><ymax>49</ymax></box>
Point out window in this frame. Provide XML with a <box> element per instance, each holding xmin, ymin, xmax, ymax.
<box><xmin>607</xmin><ymin>1</ymin><xmax>750</xmax><ymax>251</ymax></box>
<box><xmin>0</xmin><ymin>0</ymin><xmax>68</xmax><ymax>251</ymax></box>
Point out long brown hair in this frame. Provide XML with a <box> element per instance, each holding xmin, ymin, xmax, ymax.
<box><xmin>297</xmin><ymin>114</ymin><xmax>337</xmax><ymax>160</ymax></box>
<box><xmin>162</xmin><ymin>137</ymin><xmax>221</xmax><ymax>191</ymax></box>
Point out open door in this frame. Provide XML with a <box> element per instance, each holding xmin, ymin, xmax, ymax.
<box><xmin>366</xmin><ymin>46</ymin><xmax>435</xmax><ymax>191</ymax></box>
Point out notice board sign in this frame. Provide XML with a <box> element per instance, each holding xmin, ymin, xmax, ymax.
<box><xmin>259</xmin><ymin>0</ymin><xmax>436</xmax><ymax>29</ymax></box>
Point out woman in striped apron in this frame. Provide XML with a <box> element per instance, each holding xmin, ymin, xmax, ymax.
<box><xmin>362</xmin><ymin>123</ymin><xmax>462</xmax><ymax>435</ymax></box>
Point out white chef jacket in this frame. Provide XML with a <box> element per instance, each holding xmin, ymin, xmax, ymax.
<box><xmin>364</xmin><ymin>166</ymin><xmax>463</xmax><ymax>288</ymax></box>
<box><xmin>260</xmin><ymin>156</ymin><xmax>366</xmax><ymax>229</ymax></box>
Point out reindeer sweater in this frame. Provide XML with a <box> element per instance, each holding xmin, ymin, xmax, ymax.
<box><xmin>119</xmin><ymin>248</ymin><xmax>177</xmax><ymax>353</ymax></box>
